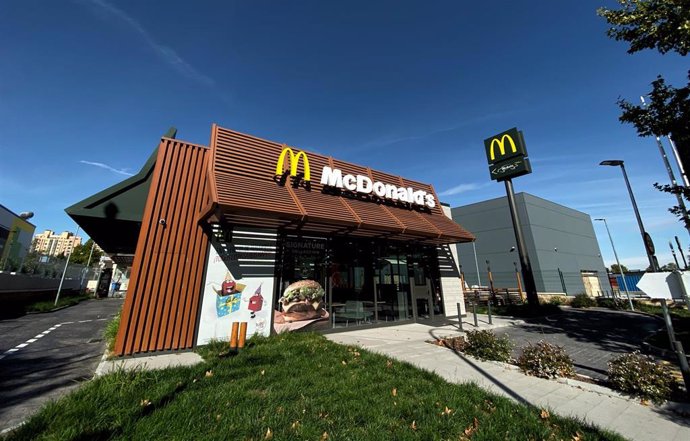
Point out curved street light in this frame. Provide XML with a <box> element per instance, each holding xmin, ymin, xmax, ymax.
<box><xmin>599</xmin><ymin>160</ymin><xmax>659</xmax><ymax>272</ymax></box>
<box><xmin>594</xmin><ymin>218</ymin><xmax>634</xmax><ymax>311</ymax></box>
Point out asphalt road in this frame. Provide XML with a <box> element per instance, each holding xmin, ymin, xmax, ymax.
<box><xmin>495</xmin><ymin>308</ymin><xmax>662</xmax><ymax>380</ymax></box>
<box><xmin>0</xmin><ymin>298</ymin><xmax>123</xmax><ymax>432</ymax></box>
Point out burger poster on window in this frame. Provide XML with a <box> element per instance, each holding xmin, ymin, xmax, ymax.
<box><xmin>196</xmin><ymin>244</ymin><xmax>275</xmax><ymax>345</ymax></box>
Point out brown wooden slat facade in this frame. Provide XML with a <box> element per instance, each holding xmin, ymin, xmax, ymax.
<box><xmin>114</xmin><ymin>138</ymin><xmax>210</xmax><ymax>356</ymax></box>
<box><xmin>208</xmin><ymin>125</ymin><xmax>474</xmax><ymax>244</ymax></box>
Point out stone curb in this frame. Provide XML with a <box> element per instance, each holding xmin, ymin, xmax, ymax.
<box><xmin>0</xmin><ymin>421</ymin><xmax>25</xmax><ymax>437</ymax></box>
<box><xmin>25</xmin><ymin>304</ymin><xmax>72</xmax><ymax>315</ymax></box>
<box><xmin>93</xmin><ymin>348</ymin><xmax>111</xmax><ymax>378</ymax></box>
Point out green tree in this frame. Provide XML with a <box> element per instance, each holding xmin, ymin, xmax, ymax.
<box><xmin>661</xmin><ymin>262</ymin><xmax>679</xmax><ymax>271</ymax></box>
<box><xmin>616</xmin><ymin>74</ymin><xmax>690</xmax><ymax>227</ymax></box>
<box><xmin>597</xmin><ymin>0</ymin><xmax>690</xmax><ymax>55</ymax></box>
<box><xmin>610</xmin><ymin>263</ymin><xmax>629</xmax><ymax>273</ymax></box>
<box><xmin>70</xmin><ymin>239</ymin><xmax>103</xmax><ymax>266</ymax></box>
<box><xmin>598</xmin><ymin>1</ymin><xmax>690</xmax><ymax>226</ymax></box>
<box><xmin>20</xmin><ymin>250</ymin><xmax>40</xmax><ymax>274</ymax></box>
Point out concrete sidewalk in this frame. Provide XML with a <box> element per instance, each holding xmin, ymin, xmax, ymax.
<box><xmin>326</xmin><ymin>316</ymin><xmax>690</xmax><ymax>441</ymax></box>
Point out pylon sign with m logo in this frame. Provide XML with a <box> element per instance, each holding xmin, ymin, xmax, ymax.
<box><xmin>484</xmin><ymin>127</ymin><xmax>531</xmax><ymax>181</ymax></box>
<box><xmin>484</xmin><ymin>127</ymin><xmax>527</xmax><ymax>164</ymax></box>
<box><xmin>275</xmin><ymin>146</ymin><xmax>311</xmax><ymax>182</ymax></box>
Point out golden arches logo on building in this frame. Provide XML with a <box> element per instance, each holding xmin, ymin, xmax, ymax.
<box><xmin>488</xmin><ymin>134</ymin><xmax>517</xmax><ymax>161</ymax></box>
<box><xmin>275</xmin><ymin>146</ymin><xmax>311</xmax><ymax>181</ymax></box>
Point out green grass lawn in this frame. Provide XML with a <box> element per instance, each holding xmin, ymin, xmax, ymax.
<box><xmin>25</xmin><ymin>293</ymin><xmax>91</xmax><ymax>313</ymax></box>
<box><xmin>6</xmin><ymin>333</ymin><xmax>624</xmax><ymax>441</ymax></box>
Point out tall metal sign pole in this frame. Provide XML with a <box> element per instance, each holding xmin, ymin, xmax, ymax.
<box><xmin>484</xmin><ymin>128</ymin><xmax>539</xmax><ymax>307</ymax></box>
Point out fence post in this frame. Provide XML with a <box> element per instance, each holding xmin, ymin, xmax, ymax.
<box><xmin>673</xmin><ymin>341</ymin><xmax>690</xmax><ymax>399</ymax></box>
<box><xmin>456</xmin><ymin>303</ymin><xmax>463</xmax><ymax>331</ymax></box>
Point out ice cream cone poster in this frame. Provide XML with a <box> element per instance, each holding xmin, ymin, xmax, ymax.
<box><xmin>197</xmin><ymin>242</ymin><xmax>275</xmax><ymax>345</ymax></box>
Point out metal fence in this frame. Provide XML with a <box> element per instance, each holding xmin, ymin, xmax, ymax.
<box><xmin>1</xmin><ymin>257</ymin><xmax>100</xmax><ymax>286</ymax></box>
<box><xmin>463</xmin><ymin>269</ymin><xmax>619</xmax><ymax>297</ymax></box>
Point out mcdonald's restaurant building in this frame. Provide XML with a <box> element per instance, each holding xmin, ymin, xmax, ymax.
<box><xmin>67</xmin><ymin>125</ymin><xmax>474</xmax><ymax>356</ymax></box>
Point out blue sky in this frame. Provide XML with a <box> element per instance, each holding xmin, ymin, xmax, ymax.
<box><xmin>1</xmin><ymin>0</ymin><xmax>688</xmax><ymax>270</ymax></box>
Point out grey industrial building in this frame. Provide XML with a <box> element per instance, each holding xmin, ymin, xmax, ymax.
<box><xmin>452</xmin><ymin>193</ymin><xmax>609</xmax><ymax>297</ymax></box>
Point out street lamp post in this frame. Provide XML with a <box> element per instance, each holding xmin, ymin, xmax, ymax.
<box><xmin>600</xmin><ymin>160</ymin><xmax>659</xmax><ymax>272</ymax></box>
<box><xmin>595</xmin><ymin>218</ymin><xmax>634</xmax><ymax>311</ymax></box>
<box><xmin>471</xmin><ymin>241</ymin><xmax>482</xmax><ymax>287</ymax></box>
<box><xmin>54</xmin><ymin>226</ymin><xmax>80</xmax><ymax>306</ymax></box>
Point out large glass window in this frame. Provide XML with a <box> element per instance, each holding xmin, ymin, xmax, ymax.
<box><xmin>275</xmin><ymin>234</ymin><xmax>443</xmax><ymax>329</ymax></box>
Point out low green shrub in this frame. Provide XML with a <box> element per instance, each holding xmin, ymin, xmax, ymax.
<box><xmin>596</xmin><ymin>297</ymin><xmax>627</xmax><ymax>310</ymax></box>
<box><xmin>570</xmin><ymin>293</ymin><xmax>596</xmax><ymax>308</ymax></box>
<box><xmin>103</xmin><ymin>311</ymin><xmax>121</xmax><ymax>352</ymax></box>
<box><xmin>548</xmin><ymin>296</ymin><xmax>566</xmax><ymax>306</ymax></box>
<box><xmin>25</xmin><ymin>294</ymin><xmax>90</xmax><ymax>313</ymax></box>
<box><xmin>464</xmin><ymin>329</ymin><xmax>512</xmax><ymax>362</ymax></box>
<box><xmin>607</xmin><ymin>351</ymin><xmax>675</xmax><ymax>404</ymax></box>
<box><xmin>518</xmin><ymin>341</ymin><xmax>575</xmax><ymax>379</ymax></box>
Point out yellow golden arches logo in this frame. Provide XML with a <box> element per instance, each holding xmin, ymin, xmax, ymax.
<box><xmin>489</xmin><ymin>134</ymin><xmax>517</xmax><ymax>161</ymax></box>
<box><xmin>275</xmin><ymin>146</ymin><xmax>311</xmax><ymax>181</ymax></box>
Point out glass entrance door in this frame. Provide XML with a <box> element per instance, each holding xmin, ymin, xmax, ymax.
<box><xmin>328</xmin><ymin>239</ymin><xmax>376</xmax><ymax>327</ymax></box>
<box><xmin>375</xmin><ymin>246</ymin><xmax>413</xmax><ymax>323</ymax></box>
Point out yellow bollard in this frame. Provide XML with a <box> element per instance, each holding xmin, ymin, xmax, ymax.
<box><xmin>238</xmin><ymin>322</ymin><xmax>248</xmax><ymax>349</ymax></box>
<box><xmin>229</xmin><ymin>322</ymin><xmax>239</xmax><ymax>350</ymax></box>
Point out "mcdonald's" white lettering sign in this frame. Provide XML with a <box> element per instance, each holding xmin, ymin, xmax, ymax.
<box><xmin>320</xmin><ymin>166</ymin><xmax>436</xmax><ymax>208</ymax></box>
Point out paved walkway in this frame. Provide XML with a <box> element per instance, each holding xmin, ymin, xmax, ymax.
<box><xmin>325</xmin><ymin>316</ymin><xmax>690</xmax><ymax>441</ymax></box>
<box><xmin>496</xmin><ymin>308</ymin><xmax>661</xmax><ymax>379</ymax></box>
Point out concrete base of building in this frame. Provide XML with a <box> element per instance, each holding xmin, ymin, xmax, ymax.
<box><xmin>95</xmin><ymin>350</ymin><xmax>203</xmax><ymax>377</ymax></box>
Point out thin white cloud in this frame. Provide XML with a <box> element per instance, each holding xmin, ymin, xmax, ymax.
<box><xmin>80</xmin><ymin>160</ymin><xmax>134</xmax><ymax>176</ymax></box>
<box><xmin>82</xmin><ymin>0</ymin><xmax>214</xmax><ymax>87</ymax></box>
<box><xmin>438</xmin><ymin>183</ymin><xmax>483</xmax><ymax>197</ymax></box>
<box><xmin>355</xmin><ymin>109</ymin><xmax>522</xmax><ymax>151</ymax></box>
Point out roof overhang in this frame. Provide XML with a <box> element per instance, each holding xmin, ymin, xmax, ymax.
<box><xmin>65</xmin><ymin>128</ymin><xmax>177</xmax><ymax>255</ymax></box>
<box><xmin>204</xmin><ymin>125</ymin><xmax>474</xmax><ymax>245</ymax></box>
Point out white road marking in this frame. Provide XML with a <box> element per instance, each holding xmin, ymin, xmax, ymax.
<box><xmin>1</xmin><ymin>317</ymin><xmax>111</xmax><ymax>360</ymax></box>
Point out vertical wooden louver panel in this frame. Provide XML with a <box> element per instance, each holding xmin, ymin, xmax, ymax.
<box><xmin>172</xmin><ymin>148</ymin><xmax>207</xmax><ymax>350</ymax></box>
<box><xmin>114</xmin><ymin>144</ymin><xmax>167</xmax><ymax>356</ymax></box>
<box><xmin>182</xmin><ymin>190</ymin><xmax>209</xmax><ymax>348</ymax></box>
<box><xmin>153</xmin><ymin>144</ymin><xmax>192</xmax><ymax>350</ymax></box>
<box><xmin>114</xmin><ymin>139</ymin><xmax>209</xmax><ymax>356</ymax></box>
<box><xmin>134</xmin><ymin>143</ymin><xmax>177</xmax><ymax>353</ymax></box>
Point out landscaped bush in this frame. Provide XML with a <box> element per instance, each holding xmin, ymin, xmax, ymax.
<box><xmin>570</xmin><ymin>293</ymin><xmax>596</xmax><ymax>308</ymax></box>
<box><xmin>103</xmin><ymin>311</ymin><xmax>121</xmax><ymax>353</ymax></box>
<box><xmin>607</xmin><ymin>351</ymin><xmax>675</xmax><ymax>404</ymax></box>
<box><xmin>518</xmin><ymin>341</ymin><xmax>575</xmax><ymax>379</ymax></box>
<box><xmin>548</xmin><ymin>296</ymin><xmax>566</xmax><ymax>306</ymax></box>
<box><xmin>596</xmin><ymin>297</ymin><xmax>627</xmax><ymax>310</ymax></box>
<box><xmin>464</xmin><ymin>329</ymin><xmax>512</xmax><ymax>362</ymax></box>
